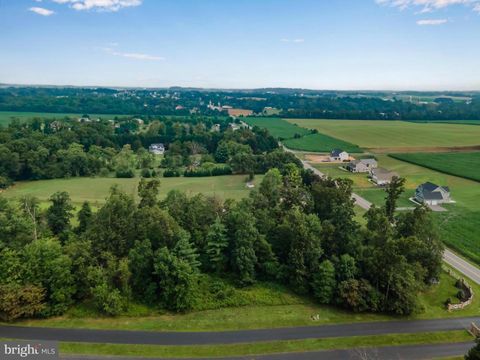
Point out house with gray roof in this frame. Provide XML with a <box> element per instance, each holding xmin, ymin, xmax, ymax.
<box><xmin>371</xmin><ymin>167</ymin><xmax>398</xmax><ymax>186</ymax></box>
<box><xmin>415</xmin><ymin>182</ymin><xmax>451</xmax><ymax>206</ymax></box>
<box><xmin>346</xmin><ymin>158</ymin><xmax>377</xmax><ymax>173</ymax></box>
<box><xmin>329</xmin><ymin>149</ymin><xmax>349</xmax><ymax>162</ymax></box>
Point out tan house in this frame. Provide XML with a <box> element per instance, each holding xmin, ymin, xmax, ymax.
<box><xmin>371</xmin><ymin>167</ymin><xmax>398</xmax><ymax>186</ymax></box>
<box><xmin>346</xmin><ymin>158</ymin><xmax>377</xmax><ymax>173</ymax></box>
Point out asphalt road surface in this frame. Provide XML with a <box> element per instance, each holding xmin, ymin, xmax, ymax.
<box><xmin>62</xmin><ymin>341</ymin><xmax>474</xmax><ymax>360</ymax></box>
<box><xmin>1</xmin><ymin>317</ymin><xmax>479</xmax><ymax>346</ymax></box>
<box><xmin>444</xmin><ymin>249</ymin><xmax>480</xmax><ymax>285</ymax></box>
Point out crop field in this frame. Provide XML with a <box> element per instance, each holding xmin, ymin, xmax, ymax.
<box><xmin>1</xmin><ymin>175</ymin><xmax>261</xmax><ymax>205</ymax></box>
<box><xmin>243</xmin><ymin>117</ymin><xmax>310</xmax><ymax>140</ymax></box>
<box><xmin>283</xmin><ymin>133</ymin><xmax>362</xmax><ymax>153</ymax></box>
<box><xmin>287</xmin><ymin>119</ymin><xmax>480</xmax><ymax>149</ymax></box>
<box><xmin>390</xmin><ymin>152</ymin><xmax>480</xmax><ymax>182</ymax></box>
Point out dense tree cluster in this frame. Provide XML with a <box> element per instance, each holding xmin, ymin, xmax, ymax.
<box><xmin>0</xmin><ymin>165</ymin><xmax>443</xmax><ymax>320</ymax></box>
<box><xmin>0</xmin><ymin>116</ymin><xmax>292</xmax><ymax>187</ymax></box>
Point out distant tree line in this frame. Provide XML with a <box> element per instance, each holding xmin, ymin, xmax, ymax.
<box><xmin>1</xmin><ymin>87</ymin><xmax>479</xmax><ymax>120</ymax></box>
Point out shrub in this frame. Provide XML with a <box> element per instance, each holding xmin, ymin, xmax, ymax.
<box><xmin>92</xmin><ymin>283</ymin><xmax>126</xmax><ymax>316</ymax></box>
<box><xmin>141</xmin><ymin>168</ymin><xmax>151</xmax><ymax>178</ymax></box>
<box><xmin>115</xmin><ymin>168</ymin><xmax>135</xmax><ymax>178</ymax></box>
<box><xmin>0</xmin><ymin>284</ymin><xmax>46</xmax><ymax>321</ymax></box>
<box><xmin>163</xmin><ymin>168</ymin><xmax>181</xmax><ymax>177</ymax></box>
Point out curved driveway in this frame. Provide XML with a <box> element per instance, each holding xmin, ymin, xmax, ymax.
<box><xmin>1</xmin><ymin>317</ymin><xmax>478</xmax><ymax>346</ymax></box>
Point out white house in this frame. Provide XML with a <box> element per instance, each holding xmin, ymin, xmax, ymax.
<box><xmin>149</xmin><ymin>143</ymin><xmax>165</xmax><ymax>155</ymax></box>
<box><xmin>329</xmin><ymin>149</ymin><xmax>349</xmax><ymax>162</ymax></box>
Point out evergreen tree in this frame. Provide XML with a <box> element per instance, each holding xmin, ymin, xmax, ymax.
<box><xmin>313</xmin><ymin>260</ymin><xmax>336</xmax><ymax>304</ymax></box>
<box><xmin>128</xmin><ymin>239</ymin><xmax>155</xmax><ymax>301</ymax></box>
<box><xmin>46</xmin><ymin>191</ymin><xmax>74</xmax><ymax>236</ymax></box>
<box><xmin>76</xmin><ymin>201</ymin><xmax>92</xmax><ymax>233</ymax></box>
<box><xmin>138</xmin><ymin>178</ymin><xmax>160</xmax><ymax>208</ymax></box>
<box><xmin>154</xmin><ymin>247</ymin><xmax>197</xmax><ymax>312</ymax></box>
<box><xmin>206</xmin><ymin>217</ymin><xmax>229</xmax><ymax>272</ymax></box>
<box><xmin>173</xmin><ymin>231</ymin><xmax>201</xmax><ymax>270</ymax></box>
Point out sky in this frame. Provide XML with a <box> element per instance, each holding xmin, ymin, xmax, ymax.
<box><xmin>0</xmin><ymin>0</ymin><xmax>479</xmax><ymax>90</ymax></box>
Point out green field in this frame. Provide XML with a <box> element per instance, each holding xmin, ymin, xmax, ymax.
<box><xmin>283</xmin><ymin>133</ymin><xmax>362</xmax><ymax>153</ymax></box>
<box><xmin>389</xmin><ymin>152</ymin><xmax>480</xmax><ymax>183</ymax></box>
<box><xmin>1</xmin><ymin>175</ymin><xmax>262</xmax><ymax>205</ymax></box>
<box><xmin>0</xmin><ymin>111</ymin><xmax>128</xmax><ymax>127</ymax></box>
<box><xmin>243</xmin><ymin>117</ymin><xmax>310</xmax><ymax>139</ymax></box>
<box><xmin>287</xmin><ymin>119</ymin><xmax>480</xmax><ymax>149</ymax></box>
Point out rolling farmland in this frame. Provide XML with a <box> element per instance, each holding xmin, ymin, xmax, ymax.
<box><xmin>287</xmin><ymin>119</ymin><xmax>480</xmax><ymax>149</ymax></box>
<box><xmin>283</xmin><ymin>133</ymin><xmax>362</xmax><ymax>153</ymax></box>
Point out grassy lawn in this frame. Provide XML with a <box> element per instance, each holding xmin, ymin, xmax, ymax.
<box><xmin>355</xmin><ymin>188</ymin><xmax>413</xmax><ymax>208</ymax></box>
<box><xmin>283</xmin><ymin>133</ymin><xmax>362</xmax><ymax>153</ymax></box>
<box><xmin>1</xmin><ymin>174</ymin><xmax>262</xmax><ymax>206</ymax></box>
<box><xmin>390</xmin><ymin>152</ymin><xmax>480</xmax><ymax>183</ymax></box>
<box><xmin>287</xmin><ymin>119</ymin><xmax>480</xmax><ymax>149</ymax></box>
<box><xmin>243</xmin><ymin>117</ymin><xmax>310</xmax><ymax>140</ymax></box>
<box><xmin>52</xmin><ymin>331</ymin><xmax>473</xmax><ymax>358</ymax></box>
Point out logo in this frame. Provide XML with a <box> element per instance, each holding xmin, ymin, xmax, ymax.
<box><xmin>1</xmin><ymin>342</ymin><xmax>58</xmax><ymax>360</ymax></box>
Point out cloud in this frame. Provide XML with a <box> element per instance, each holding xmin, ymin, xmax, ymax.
<box><xmin>52</xmin><ymin>0</ymin><xmax>142</xmax><ymax>12</ymax></box>
<box><xmin>29</xmin><ymin>7</ymin><xmax>55</xmax><ymax>16</ymax></box>
<box><xmin>376</xmin><ymin>0</ymin><xmax>480</xmax><ymax>13</ymax></box>
<box><xmin>103</xmin><ymin>47</ymin><xmax>164</xmax><ymax>61</ymax></box>
<box><xmin>417</xmin><ymin>18</ymin><xmax>448</xmax><ymax>24</ymax></box>
<box><xmin>281</xmin><ymin>38</ymin><xmax>305</xmax><ymax>43</ymax></box>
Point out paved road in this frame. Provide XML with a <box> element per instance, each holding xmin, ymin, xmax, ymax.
<box><xmin>1</xmin><ymin>317</ymin><xmax>478</xmax><ymax>346</ymax></box>
<box><xmin>61</xmin><ymin>341</ymin><xmax>474</xmax><ymax>360</ymax></box>
<box><xmin>444</xmin><ymin>249</ymin><xmax>480</xmax><ymax>285</ymax></box>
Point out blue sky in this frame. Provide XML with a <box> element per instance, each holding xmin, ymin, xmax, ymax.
<box><xmin>0</xmin><ymin>0</ymin><xmax>479</xmax><ymax>90</ymax></box>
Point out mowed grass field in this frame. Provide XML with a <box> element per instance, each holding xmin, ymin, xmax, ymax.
<box><xmin>243</xmin><ymin>117</ymin><xmax>310</xmax><ymax>140</ymax></box>
<box><xmin>287</xmin><ymin>119</ymin><xmax>480</xmax><ymax>149</ymax></box>
<box><xmin>390</xmin><ymin>152</ymin><xmax>480</xmax><ymax>183</ymax></box>
<box><xmin>1</xmin><ymin>175</ymin><xmax>262</xmax><ymax>205</ymax></box>
<box><xmin>283</xmin><ymin>133</ymin><xmax>362</xmax><ymax>153</ymax></box>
